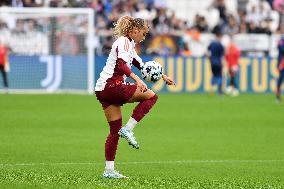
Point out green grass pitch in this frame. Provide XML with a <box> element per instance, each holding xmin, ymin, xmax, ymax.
<box><xmin>0</xmin><ymin>93</ymin><xmax>284</xmax><ymax>189</ymax></box>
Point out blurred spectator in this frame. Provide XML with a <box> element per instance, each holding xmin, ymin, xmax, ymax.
<box><xmin>134</xmin><ymin>2</ymin><xmax>152</xmax><ymax>20</ymax></box>
<box><xmin>106</xmin><ymin>7</ymin><xmax>120</xmax><ymax>30</ymax></box>
<box><xmin>273</xmin><ymin>0</ymin><xmax>284</xmax><ymax>26</ymax></box>
<box><xmin>0</xmin><ymin>0</ymin><xmax>283</xmax><ymax>56</ymax></box>
<box><xmin>56</xmin><ymin>31</ymin><xmax>79</xmax><ymax>55</ymax></box>
<box><xmin>213</xmin><ymin>0</ymin><xmax>228</xmax><ymax>23</ymax></box>
<box><xmin>12</xmin><ymin>20</ymin><xmax>25</xmax><ymax>34</ymax></box>
<box><xmin>273</xmin><ymin>0</ymin><xmax>284</xmax><ymax>12</ymax></box>
<box><xmin>89</xmin><ymin>0</ymin><xmax>105</xmax><ymax>16</ymax></box>
<box><xmin>152</xmin><ymin>8</ymin><xmax>171</xmax><ymax>34</ymax></box>
<box><xmin>238</xmin><ymin>11</ymin><xmax>248</xmax><ymax>33</ymax></box>
<box><xmin>182</xmin><ymin>28</ymin><xmax>209</xmax><ymax>57</ymax></box>
<box><xmin>247</xmin><ymin>0</ymin><xmax>271</xmax><ymax>14</ymax></box>
<box><xmin>194</xmin><ymin>14</ymin><xmax>209</xmax><ymax>33</ymax></box>
<box><xmin>267</xmin><ymin>0</ymin><xmax>274</xmax><ymax>8</ymax></box>
<box><xmin>223</xmin><ymin>14</ymin><xmax>239</xmax><ymax>34</ymax></box>
<box><xmin>246</xmin><ymin>5</ymin><xmax>263</xmax><ymax>25</ymax></box>
<box><xmin>212</xmin><ymin>20</ymin><xmax>224</xmax><ymax>35</ymax></box>
<box><xmin>22</xmin><ymin>0</ymin><xmax>43</xmax><ymax>7</ymax></box>
<box><xmin>238</xmin><ymin>0</ymin><xmax>248</xmax><ymax>13</ymax></box>
<box><xmin>0</xmin><ymin>0</ymin><xmax>10</xmax><ymax>6</ymax></box>
<box><xmin>49</xmin><ymin>0</ymin><xmax>69</xmax><ymax>7</ymax></box>
<box><xmin>12</xmin><ymin>0</ymin><xmax>24</xmax><ymax>7</ymax></box>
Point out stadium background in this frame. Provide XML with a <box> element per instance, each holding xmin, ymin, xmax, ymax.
<box><xmin>1</xmin><ymin>1</ymin><xmax>284</xmax><ymax>188</ymax></box>
<box><xmin>0</xmin><ymin>0</ymin><xmax>284</xmax><ymax>93</ymax></box>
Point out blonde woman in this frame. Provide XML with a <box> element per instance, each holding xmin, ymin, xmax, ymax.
<box><xmin>95</xmin><ymin>16</ymin><xmax>175</xmax><ymax>179</ymax></box>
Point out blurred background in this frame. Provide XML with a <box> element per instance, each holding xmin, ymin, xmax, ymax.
<box><xmin>0</xmin><ymin>0</ymin><xmax>283</xmax><ymax>94</ymax></box>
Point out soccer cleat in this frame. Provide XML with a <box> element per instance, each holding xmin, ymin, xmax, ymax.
<box><xmin>118</xmin><ymin>128</ymin><xmax>139</xmax><ymax>149</ymax></box>
<box><xmin>225</xmin><ymin>86</ymin><xmax>233</xmax><ymax>95</ymax></box>
<box><xmin>231</xmin><ymin>89</ymin><xmax>239</xmax><ymax>97</ymax></box>
<box><xmin>103</xmin><ymin>170</ymin><xmax>128</xmax><ymax>179</ymax></box>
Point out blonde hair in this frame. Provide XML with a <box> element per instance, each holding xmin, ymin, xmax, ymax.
<box><xmin>113</xmin><ymin>15</ymin><xmax>149</xmax><ymax>37</ymax></box>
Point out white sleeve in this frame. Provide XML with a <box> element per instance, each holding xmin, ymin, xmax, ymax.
<box><xmin>117</xmin><ymin>37</ymin><xmax>131</xmax><ymax>63</ymax></box>
<box><xmin>133</xmin><ymin>50</ymin><xmax>144</xmax><ymax>69</ymax></box>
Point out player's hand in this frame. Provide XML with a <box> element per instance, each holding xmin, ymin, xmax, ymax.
<box><xmin>137</xmin><ymin>79</ymin><xmax>148</xmax><ymax>93</ymax></box>
<box><xmin>129</xmin><ymin>73</ymin><xmax>148</xmax><ymax>93</ymax></box>
<box><xmin>162</xmin><ymin>75</ymin><xmax>176</xmax><ymax>86</ymax></box>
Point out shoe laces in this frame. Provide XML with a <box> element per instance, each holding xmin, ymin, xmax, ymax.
<box><xmin>128</xmin><ymin>131</ymin><xmax>137</xmax><ymax>141</ymax></box>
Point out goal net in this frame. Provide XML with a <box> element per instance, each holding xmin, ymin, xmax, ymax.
<box><xmin>0</xmin><ymin>7</ymin><xmax>94</xmax><ymax>94</ymax></box>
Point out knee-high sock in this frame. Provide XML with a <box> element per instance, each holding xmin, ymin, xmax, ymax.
<box><xmin>230</xmin><ymin>76</ymin><xmax>237</xmax><ymax>88</ymax></box>
<box><xmin>276</xmin><ymin>75</ymin><xmax>283</xmax><ymax>97</ymax></box>
<box><xmin>131</xmin><ymin>95</ymin><xmax>158</xmax><ymax>122</ymax></box>
<box><xmin>105</xmin><ymin>118</ymin><xmax>122</xmax><ymax>161</ymax></box>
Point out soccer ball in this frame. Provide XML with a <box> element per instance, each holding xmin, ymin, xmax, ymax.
<box><xmin>141</xmin><ymin>61</ymin><xmax>163</xmax><ymax>83</ymax></box>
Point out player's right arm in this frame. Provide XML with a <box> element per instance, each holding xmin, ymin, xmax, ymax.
<box><xmin>129</xmin><ymin>73</ymin><xmax>147</xmax><ymax>92</ymax></box>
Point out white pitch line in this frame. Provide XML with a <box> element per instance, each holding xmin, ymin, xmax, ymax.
<box><xmin>1</xmin><ymin>159</ymin><xmax>284</xmax><ymax>167</ymax></box>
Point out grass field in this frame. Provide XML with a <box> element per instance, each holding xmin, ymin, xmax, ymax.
<box><xmin>0</xmin><ymin>93</ymin><xmax>284</xmax><ymax>189</ymax></box>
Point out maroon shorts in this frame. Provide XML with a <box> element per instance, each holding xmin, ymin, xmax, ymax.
<box><xmin>95</xmin><ymin>83</ymin><xmax>137</xmax><ymax>109</ymax></box>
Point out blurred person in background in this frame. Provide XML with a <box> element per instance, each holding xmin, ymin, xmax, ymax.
<box><xmin>275</xmin><ymin>30</ymin><xmax>284</xmax><ymax>103</ymax></box>
<box><xmin>224</xmin><ymin>34</ymin><xmax>241</xmax><ymax>96</ymax></box>
<box><xmin>208</xmin><ymin>32</ymin><xmax>225</xmax><ymax>95</ymax></box>
<box><xmin>0</xmin><ymin>41</ymin><xmax>9</xmax><ymax>92</ymax></box>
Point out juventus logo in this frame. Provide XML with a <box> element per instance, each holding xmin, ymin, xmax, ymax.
<box><xmin>40</xmin><ymin>55</ymin><xmax>62</xmax><ymax>92</ymax></box>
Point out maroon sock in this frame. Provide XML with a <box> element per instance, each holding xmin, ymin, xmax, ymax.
<box><xmin>276</xmin><ymin>87</ymin><xmax>280</xmax><ymax>98</ymax></box>
<box><xmin>132</xmin><ymin>94</ymin><xmax>158</xmax><ymax>122</ymax></box>
<box><xmin>105</xmin><ymin>118</ymin><xmax>122</xmax><ymax>161</ymax></box>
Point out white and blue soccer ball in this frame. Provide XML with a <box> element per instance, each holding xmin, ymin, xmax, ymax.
<box><xmin>141</xmin><ymin>61</ymin><xmax>163</xmax><ymax>83</ymax></box>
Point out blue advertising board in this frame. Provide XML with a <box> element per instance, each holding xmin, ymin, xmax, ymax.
<box><xmin>0</xmin><ymin>55</ymin><xmax>280</xmax><ymax>93</ymax></box>
<box><xmin>96</xmin><ymin>56</ymin><xmax>280</xmax><ymax>93</ymax></box>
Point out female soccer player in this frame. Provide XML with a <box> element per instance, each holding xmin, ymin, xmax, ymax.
<box><xmin>95</xmin><ymin>15</ymin><xmax>175</xmax><ymax>179</ymax></box>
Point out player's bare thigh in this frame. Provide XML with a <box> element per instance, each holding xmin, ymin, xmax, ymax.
<box><xmin>104</xmin><ymin>104</ymin><xmax>122</xmax><ymax>122</ymax></box>
<box><xmin>127</xmin><ymin>88</ymin><xmax>156</xmax><ymax>103</ymax></box>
